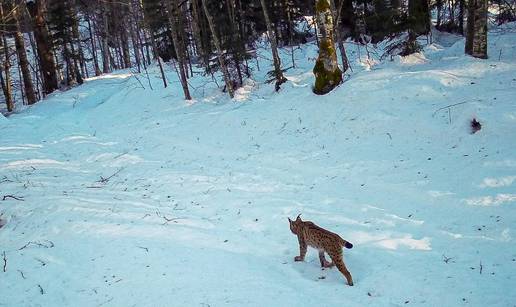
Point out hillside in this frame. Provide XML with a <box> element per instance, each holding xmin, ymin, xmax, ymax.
<box><xmin>1</xmin><ymin>25</ymin><xmax>515</xmax><ymax>306</ymax></box>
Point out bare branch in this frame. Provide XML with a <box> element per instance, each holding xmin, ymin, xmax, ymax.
<box><xmin>2</xmin><ymin>195</ymin><xmax>24</xmax><ymax>201</ymax></box>
<box><xmin>2</xmin><ymin>251</ymin><xmax>6</xmax><ymax>272</ymax></box>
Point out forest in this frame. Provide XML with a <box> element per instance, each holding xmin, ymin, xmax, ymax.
<box><xmin>0</xmin><ymin>0</ymin><xmax>514</xmax><ymax>111</ymax></box>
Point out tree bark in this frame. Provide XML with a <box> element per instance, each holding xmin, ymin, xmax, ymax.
<box><xmin>166</xmin><ymin>0</ymin><xmax>192</xmax><ymax>100</ymax></box>
<box><xmin>13</xmin><ymin>4</ymin><xmax>37</xmax><ymax>105</ymax></box>
<box><xmin>330</xmin><ymin>0</ymin><xmax>351</xmax><ymax>72</ymax></box>
<box><xmin>101</xmin><ymin>1</ymin><xmax>111</xmax><ymax>73</ymax></box>
<box><xmin>313</xmin><ymin>0</ymin><xmax>342</xmax><ymax>95</ymax></box>
<box><xmin>0</xmin><ymin>6</ymin><xmax>13</xmax><ymax>112</ymax></box>
<box><xmin>26</xmin><ymin>0</ymin><xmax>58</xmax><ymax>96</ymax></box>
<box><xmin>201</xmin><ymin>0</ymin><xmax>234</xmax><ymax>98</ymax></box>
<box><xmin>465</xmin><ymin>0</ymin><xmax>488</xmax><ymax>59</ymax></box>
<box><xmin>472</xmin><ymin>0</ymin><xmax>488</xmax><ymax>58</ymax></box>
<box><xmin>86</xmin><ymin>14</ymin><xmax>101</xmax><ymax>76</ymax></box>
<box><xmin>259</xmin><ymin>0</ymin><xmax>287</xmax><ymax>91</ymax></box>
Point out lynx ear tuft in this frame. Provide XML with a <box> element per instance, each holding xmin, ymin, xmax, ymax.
<box><xmin>296</xmin><ymin>214</ymin><xmax>302</xmax><ymax>221</ymax></box>
<box><xmin>288</xmin><ymin>218</ymin><xmax>292</xmax><ymax>223</ymax></box>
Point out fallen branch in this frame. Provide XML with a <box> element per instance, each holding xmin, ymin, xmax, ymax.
<box><xmin>155</xmin><ymin>210</ymin><xmax>183</xmax><ymax>225</ymax></box>
<box><xmin>432</xmin><ymin>100</ymin><xmax>482</xmax><ymax>118</ymax></box>
<box><xmin>96</xmin><ymin>168</ymin><xmax>124</xmax><ymax>184</ymax></box>
<box><xmin>18</xmin><ymin>270</ymin><xmax>26</xmax><ymax>279</ymax></box>
<box><xmin>137</xmin><ymin>246</ymin><xmax>149</xmax><ymax>252</ymax></box>
<box><xmin>442</xmin><ymin>254</ymin><xmax>454</xmax><ymax>264</ymax></box>
<box><xmin>2</xmin><ymin>251</ymin><xmax>6</xmax><ymax>272</ymax></box>
<box><xmin>0</xmin><ymin>176</ymin><xmax>13</xmax><ymax>184</ymax></box>
<box><xmin>19</xmin><ymin>240</ymin><xmax>55</xmax><ymax>250</ymax></box>
<box><xmin>2</xmin><ymin>195</ymin><xmax>24</xmax><ymax>201</ymax></box>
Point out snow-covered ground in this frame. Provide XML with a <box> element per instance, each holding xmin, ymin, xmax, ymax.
<box><xmin>1</xmin><ymin>25</ymin><xmax>516</xmax><ymax>306</ymax></box>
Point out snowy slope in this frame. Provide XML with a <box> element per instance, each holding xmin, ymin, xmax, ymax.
<box><xmin>1</xmin><ymin>25</ymin><xmax>516</xmax><ymax>307</ymax></box>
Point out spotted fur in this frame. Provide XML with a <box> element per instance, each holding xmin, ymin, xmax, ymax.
<box><xmin>289</xmin><ymin>215</ymin><xmax>354</xmax><ymax>286</ymax></box>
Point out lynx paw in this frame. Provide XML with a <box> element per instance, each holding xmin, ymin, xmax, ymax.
<box><xmin>294</xmin><ymin>256</ymin><xmax>304</xmax><ymax>262</ymax></box>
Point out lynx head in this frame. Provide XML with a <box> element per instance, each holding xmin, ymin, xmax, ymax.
<box><xmin>288</xmin><ymin>214</ymin><xmax>302</xmax><ymax>234</ymax></box>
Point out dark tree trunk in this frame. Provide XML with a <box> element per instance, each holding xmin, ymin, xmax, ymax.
<box><xmin>465</xmin><ymin>0</ymin><xmax>488</xmax><ymax>58</ymax></box>
<box><xmin>259</xmin><ymin>0</ymin><xmax>287</xmax><ymax>91</ymax></box>
<box><xmin>101</xmin><ymin>1</ymin><xmax>111</xmax><ymax>73</ymax></box>
<box><xmin>201</xmin><ymin>0</ymin><xmax>234</xmax><ymax>98</ymax></box>
<box><xmin>166</xmin><ymin>0</ymin><xmax>192</xmax><ymax>100</ymax></box>
<box><xmin>13</xmin><ymin>4</ymin><xmax>37</xmax><ymax>105</ymax></box>
<box><xmin>26</xmin><ymin>0</ymin><xmax>58</xmax><ymax>96</ymax></box>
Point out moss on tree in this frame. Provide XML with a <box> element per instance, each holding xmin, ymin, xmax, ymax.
<box><xmin>312</xmin><ymin>20</ymin><xmax>343</xmax><ymax>95</ymax></box>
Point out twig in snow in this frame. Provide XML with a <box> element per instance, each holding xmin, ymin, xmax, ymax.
<box><xmin>35</xmin><ymin>258</ymin><xmax>47</xmax><ymax>266</ymax></box>
<box><xmin>2</xmin><ymin>251</ymin><xmax>6</xmax><ymax>272</ymax></box>
<box><xmin>19</xmin><ymin>240</ymin><xmax>55</xmax><ymax>250</ymax></box>
<box><xmin>0</xmin><ymin>176</ymin><xmax>12</xmax><ymax>184</ymax></box>
<box><xmin>432</xmin><ymin>100</ymin><xmax>480</xmax><ymax>118</ymax></box>
<box><xmin>442</xmin><ymin>254</ymin><xmax>454</xmax><ymax>264</ymax></box>
<box><xmin>386</xmin><ymin>133</ymin><xmax>392</xmax><ymax>140</ymax></box>
<box><xmin>72</xmin><ymin>95</ymin><xmax>79</xmax><ymax>108</ymax></box>
<box><xmin>98</xmin><ymin>297</ymin><xmax>114</xmax><ymax>306</ymax></box>
<box><xmin>129</xmin><ymin>72</ymin><xmax>146</xmax><ymax>90</ymax></box>
<box><xmin>18</xmin><ymin>270</ymin><xmax>26</xmax><ymax>279</ymax></box>
<box><xmin>2</xmin><ymin>195</ymin><xmax>24</xmax><ymax>201</ymax></box>
<box><xmin>155</xmin><ymin>210</ymin><xmax>183</xmax><ymax>225</ymax></box>
<box><xmin>113</xmin><ymin>152</ymin><xmax>129</xmax><ymax>159</ymax></box>
<box><xmin>96</xmin><ymin>168</ymin><xmax>124</xmax><ymax>184</ymax></box>
<box><xmin>479</xmin><ymin>261</ymin><xmax>483</xmax><ymax>275</ymax></box>
<box><xmin>37</xmin><ymin>284</ymin><xmax>44</xmax><ymax>295</ymax></box>
<box><xmin>137</xmin><ymin>246</ymin><xmax>149</xmax><ymax>252</ymax></box>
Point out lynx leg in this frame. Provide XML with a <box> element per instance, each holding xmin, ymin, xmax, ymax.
<box><xmin>295</xmin><ymin>238</ymin><xmax>307</xmax><ymax>261</ymax></box>
<box><xmin>330</xmin><ymin>252</ymin><xmax>353</xmax><ymax>286</ymax></box>
<box><xmin>318</xmin><ymin>250</ymin><xmax>334</xmax><ymax>268</ymax></box>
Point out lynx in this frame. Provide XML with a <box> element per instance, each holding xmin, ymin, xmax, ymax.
<box><xmin>289</xmin><ymin>215</ymin><xmax>354</xmax><ymax>286</ymax></box>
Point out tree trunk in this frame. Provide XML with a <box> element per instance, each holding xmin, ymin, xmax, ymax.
<box><xmin>408</xmin><ymin>0</ymin><xmax>431</xmax><ymax>36</ymax></box>
<box><xmin>313</xmin><ymin>0</ymin><xmax>342</xmax><ymax>95</ymax></box>
<box><xmin>166</xmin><ymin>0</ymin><xmax>192</xmax><ymax>100</ymax></box>
<box><xmin>259</xmin><ymin>0</ymin><xmax>287</xmax><ymax>91</ymax></box>
<box><xmin>128</xmin><ymin>3</ymin><xmax>141</xmax><ymax>73</ymax></box>
<box><xmin>471</xmin><ymin>0</ymin><xmax>488</xmax><ymax>59</ymax></box>
<box><xmin>102</xmin><ymin>1</ymin><xmax>111</xmax><ymax>73</ymax></box>
<box><xmin>190</xmin><ymin>0</ymin><xmax>204</xmax><ymax>62</ymax></box>
<box><xmin>465</xmin><ymin>0</ymin><xmax>488</xmax><ymax>59</ymax></box>
<box><xmin>0</xmin><ymin>10</ymin><xmax>13</xmax><ymax>112</ymax></box>
<box><xmin>87</xmin><ymin>15</ymin><xmax>101</xmax><ymax>76</ymax></box>
<box><xmin>70</xmin><ymin>4</ymin><xmax>87</xmax><ymax>79</ymax></box>
<box><xmin>201</xmin><ymin>0</ymin><xmax>234</xmax><ymax>98</ymax></box>
<box><xmin>458</xmin><ymin>0</ymin><xmax>465</xmax><ymax>34</ymax></box>
<box><xmin>330</xmin><ymin>0</ymin><xmax>351</xmax><ymax>72</ymax></box>
<box><xmin>465</xmin><ymin>0</ymin><xmax>475</xmax><ymax>54</ymax></box>
<box><xmin>13</xmin><ymin>5</ymin><xmax>37</xmax><ymax>105</ymax></box>
<box><xmin>26</xmin><ymin>0</ymin><xmax>58</xmax><ymax>96</ymax></box>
